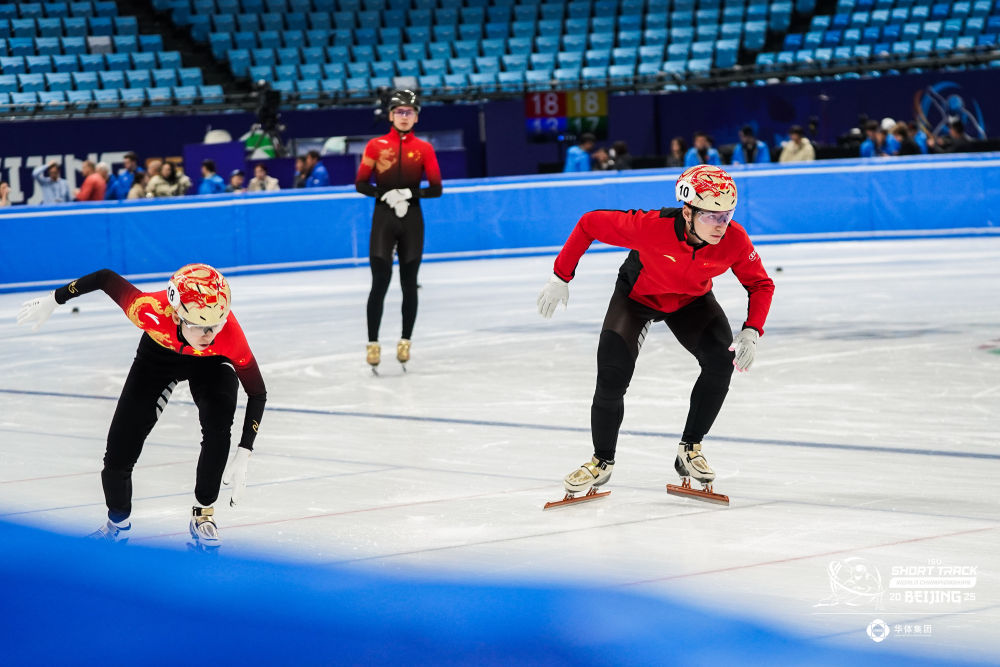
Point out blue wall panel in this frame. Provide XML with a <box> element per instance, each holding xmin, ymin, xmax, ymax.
<box><xmin>2</xmin><ymin>154</ymin><xmax>998</xmax><ymax>290</ymax></box>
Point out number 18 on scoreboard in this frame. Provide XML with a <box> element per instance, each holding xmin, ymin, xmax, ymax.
<box><xmin>525</xmin><ymin>91</ymin><xmax>608</xmax><ymax>141</ymax></box>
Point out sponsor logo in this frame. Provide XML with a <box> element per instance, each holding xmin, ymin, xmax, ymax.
<box><xmin>866</xmin><ymin>619</ymin><xmax>890</xmax><ymax>643</ymax></box>
<box><xmin>662</xmin><ymin>254</ymin><xmax>676</xmax><ymax>262</ymax></box>
<box><xmin>749</xmin><ymin>250</ymin><xmax>758</xmax><ymax>262</ymax></box>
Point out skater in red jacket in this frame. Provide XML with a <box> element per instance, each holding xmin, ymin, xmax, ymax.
<box><xmin>537</xmin><ymin>165</ymin><xmax>774</xmax><ymax>507</ymax></box>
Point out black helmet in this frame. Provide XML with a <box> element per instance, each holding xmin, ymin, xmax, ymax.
<box><xmin>387</xmin><ymin>89</ymin><xmax>420</xmax><ymax>113</ymax></box>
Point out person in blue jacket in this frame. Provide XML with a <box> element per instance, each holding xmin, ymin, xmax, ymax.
<box><xmin>563</xmin><ymin>133</ymin><xmax>596</xmax><ymax>172</ymax></box>
<box><xmin>731</xmin><ymin>125</ymin><xmax>771</xmax><ymax>164</ymax></box>
<box><xmin>859</xmin><ymin>120</ymin><xmax>890</xmax><ymax>158</ymax></box>
<box><xmin>198</xmin><ymin>160</ymin><xmax>227</xmax><ymax>195</ymax></box>
<box><xmin>105</xmin><ymin>152</ymin><xmax>143</xmax><ymax>200</ymax></box>
<box><xmin>684</xmin><ymin>132</ymin><xmax>721</xmax><ymax>167</ymax></box>
<box><xmin>304</xmin><ymin>150</ymin><xmax>330</xmax><ymax>187</ymax></box>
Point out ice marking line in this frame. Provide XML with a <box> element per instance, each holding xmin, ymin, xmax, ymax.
<box><xmin>327</xmin><ymin>501</ymin><xmax>780</xmax><ymax>565</ymax></box>
<box><xmin>617</xmin><ymin>525</ymin><xmax>998</xmax><ymax>588</ymax></box>
<box><xmin>2</xmin><ymin>386</ymin><xmax>999</xmax><ymax>461</ymax></box>
<box><xmin>0</xmin><ymin>460</ymin><xmax>187</xmax><ymax>485</ymax></box>
<box><xmin>133</xmin><ymin>484</ymin><xmax>559</xmax><ymax>542</ymax></box>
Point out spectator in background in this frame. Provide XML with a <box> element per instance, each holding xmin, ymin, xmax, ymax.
<box><xmin>907</xmin><ymin>121</ymin><xmax>929</xmax><ymax>154</ymax></box>
<box><xmin>32</xmin><ymin>160</ymin><xmax>71</xmax><ymax>205</ymax></box>
<box><xmin>930</xmin><ymin>119</ymin><xmax>975</xmax><ymax>154</ymax></box>
<box><xmin>666</xmin><ymin>136</ymin><xmax>687</xmax><ymax>168</ymax></box>
<box><xmin>75</xmin><ymin>160</ymin><xmax>107</xmax><ymax>202</ymax></box>
<box><xmin>592</xmin><ymin>146</ymin><xmax>612</xmax><ymax>170</ymax></box>
<box><xmin>304</xmin><ymin>150</ymin><xmax>330</xmax><ymax>187</ymax></box>
<box><xmin>247</xmin><ymin>163</ymin><xmax>280</xmax><ymax>192</ymax></box>
<box><xmin>145</xmin><ymin>159</ymin><xmax>162</xmax><ymax>183</ymax></box>
<box><xmin>684</xmin><ymin>132</ymin><xmax>721</xmax><ymax>167</ymax></box>
<box><xmin>148</xmin><ymin>161</ymin><xmax>192</xmax><ymax>197</ymax></box>
<box><xmin>731</xmin><ymin>125</ymin><xmax>771</xmax><ymax>164</ymax></box>
<box><xmin>227</xmin><ymin>169</ymin><xmax>246</xmax><ymax>193</ymax></box>
<box><xmin>609</xmin><ymin>140</ymin><xmax>632</xmax><ymax>170</ymax></box>
<box><xmin>1</xmin><ymin>181</ymin><xmax>11</xmax><ymax>207</ymax></box>
<box><xmin>198</xmin><ymin>159</ymin><xmax>227</xmax><ymax>195</ymax></box>
<box><xmin>880</xmin><ymin>117</ymin><xmax>901</xmax><ymax>155</ymax></box>
<box><xmin>859</xmin><ymin>120</ymin><xmax>889</xmax><ymax>158</ymax></box>
<box><xmin>778</xmin><ymin>125</ymin><xmax>816</xmax><ymax>163</ymax></box>
<box><xmin>105</xmin><ymin>152</ymin><xmax>143</xmax><ymax>200</ymax></box>
<box><xmin>563</xmin><ymin>132</ymin><xmax>596</xmax><ymax>172</ymax></box>
<box><xmin>293</xmin><ymin>156</ymin><xmax>307</xmax><ymax>188</ymax></box>
<box><xmin>127</xmin><ymin>171</ymin><xmax>149</xmax><ymax>200</ymax></box>
<box><xmin>891</xmin><ymin>123</ymin><xmax>921</xmax><ymax>156</ymax></box>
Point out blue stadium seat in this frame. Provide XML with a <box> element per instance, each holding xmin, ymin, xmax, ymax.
<box><xmin>345</xmin><ymin>61</ymin><xmax>368</xmax><ymax>77</ymax></box>
<box><xmin>501</xmin><ymin>53</ymin><xmax>527</xmax><ymax>71</ymax></box>
<box><xmin>525</xmin><ymin>68</ymin><xmax>551</xmax><ymax>90</ymax></box>
<box><xmin>344</xmin><ymin>76</ymin><xmax>369</xmax><ymax>96</ymax></box>
<box><xmin>126</xmin><ymin>69</ymin><xmax>151</xmax><ymax>88</ymax></box>
<box><xmin>7</xmin><ymin>37</ymin><xmax>34</xmax><ymax>55</ymax></box>
<box><xmin>420</xmin><ymin>58</ymin><xmax>446</xmax><ymax>76</ymax></box>
<box><xmin>755</xmin><ymin>52</ymin><xmax>776</xmax><ymax>68</ymax></box>
<box><xmin>529</xmin><ymin>52</ymin><xmax>555</xmax><ymax>69</ymax></box>
<box><xmin>586</xmin><ymin>48</ymin><xmax>612</xmax><ymax>66</ymax></box>
<box><xmin>783</xmin><ymin>33</ymin><xmax>803</xmax><ymax>50</ymax></box>
<box><xmin>642</xmin><ymin>29</ymin><xmax>667</xmax><ymax>45</ymax></box>
<box><xmin>97</xmin><ymin>70</ymin><xmax>123</xmax><ymax>88</ymax></box>
<box><xmin>0</xmin><ymin>74</ymin><xmax>16</xmax><ymax>92</ymax></box>
<box><xmin>119</xmin><ymin>87</ymin><xmax>146</xmax><ymax>107</ymax></box>
<box><xmin>842</xmin><ymin>28</ymin><xmax>861</xmax><ymax>44</ymax></box>
<box><xmin>715</xmin><ymin>39</ymin><xmax>738</xmax><ymax>67</ymax></box>
<box><xmin>320</xmin><ymin>61</ymin><xmax>344</xmax><ymax>78</ymax></box>
<box><xmin>43</xmin><ymin>3</ymin><xmax>70</xmax><ymax>18</ymax></box>
<box><xmin>507</xmin><ymin>36</ymin><xmax>531</xmax><ymax>54</ymax></box>
<box><xmin>70</xmin><ymin>72</ymin><xmax>99</xmax><ymax>92</ymax></box>
<box><xmin>557</xmin><ymin>50</ymin><xmax>583</xmax><ymax>68</ymax></box>
<box><xmin>37</xmin><ymin>17</ymin><xmax>62</xmax><ymax>37</ymax></box>
<box><xmin>295</xmin><ymin>78</ymin><xmax>319</xmax><ymax>100</ymax></box>
<box><xmin>351</xmin><ymin>43</ymin><xmax>374</xmax><ymax>61</ymax></box>
<box><xmin>93</xmin><ymin>1</ymin><xmax>116</xmax><ymax>17</ymax></box>
<box><xmin>113</xmin><ymin>35</ymin><xmax>138</xmax><ymax>53</ymax></box>
<box><xmin>172</xmin><ymin>84</ymin><xmax>198</xmax><ymax>104</ymax></box>
<box><xmin>319</xmin><ymin>78</ymin><xmax>343</xmax><ymax>95</ymax></box>
<box><xmin>666</xmin><ymin>43</ymin><xmax>690</xmax><ymax>60</ymax></box>
<box><xmin>942</xmin><ymin>18</ymin><xmax>963</xmax><ymax>37</ymax></box>
<box><xmin>26</xmin><ymin>55</ymin><xmax>53</xmax><ymax>73</ymax></box>
<box><xmin>371</xmin><ymin>60</ymin><xmax>394</xmax><ymax>77</ymax></box>
<box><xmin>276</xmin><ymin>46</ymin><xmax>299</xmax><ymax>64</ymax></box>
<box><xmin>104</xmin><ymin>52</ymin><xmax>130</xmax><ymax>70</ymax></box>
<box><xmin>495</xmin><ymin>70</ymin><xmax>523</xmax><ymax>91</ymax></box>
<box><xmin>248</xmin><ymin>64</ymin><xmax>273</xmax><ymax>80</ymax></box>
<box><xmin>18</xmin><ymin>73</ymin><xmax>46</xmax><ymax>92</ymax></box>
<box><xmin>144</xmin><ymin>85</ymin><xmax>170</xmax><ymax>105</ymax></box>
<box><xmin>396</xmin><ymin>59</ymin><xmax>420</xmax><ymax>76</ymax></box>
<box><xmin>468</xmin><ymin>71</ymin><xmax>497</xmax><ymax>91</ymax></box>
<box><xmin>52</xmin><ymin>54</ymin><xmax>78</xmax><ymax>71</ymax></box>
<box><xmin>11</xmin><ymin>90</ymin><xmax>40</xmax><ymax>111</ymax></box>
<box><xmin>274</xmin><ymin>63</ymin><xmax>297</xmax><ymax>79</ymax></box>
<box><xmin>804</xmin><ymin>30</ymin><xmax>823</xmax><ymax>48</ymax></box>
<box><xmin>475</xmin><ymin>55</ymin><xmax>499</xmax><ymax>73</ymax></box>
<box><xmin>152</xmin><ymin>67</ymin><xmax>178</xmax><ymax>87</ymax></box>
<box><xmin>114</xmin><ymin>15</ymin><xmax>137</xmax><ymax>34</ymax></box>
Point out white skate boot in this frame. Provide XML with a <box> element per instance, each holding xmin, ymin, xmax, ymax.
<box><xmin>668</xmin><ymin>442</ymin><xmax>729</xmax><ymax>506</ymax></box>
<box><xmin>189</xmin><ymin>506</ymin><xmax>221</xmax><ymax>550</ymax></box>
<box><xmin>88</xmin><ymin>518</ymin><xmax>131</xmax><ymax>543</ymax></box>
<box><xmin>543</xmin><ymin>456</ymin><xmax>614</xmax><ymax>509</ymax></box>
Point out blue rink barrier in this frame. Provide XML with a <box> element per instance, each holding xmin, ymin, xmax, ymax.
<box><xmin>1</xmin><ymin>153</ymin><xmax>998</xmax><ymax>291</ymax></box>
<box><xmin>0</xmin><ymin>520</ymin><xmax>975</xmax><ymax>666</ymax></box>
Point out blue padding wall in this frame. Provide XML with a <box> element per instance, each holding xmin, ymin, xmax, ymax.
<box><xmin>2</xmin><ymin>154</ymin><xmax>998</xmax><ymax>290</ymax></box>
<box><xmin>0</xmin><ymin>520</ymin><xmax>968</xmax><ymax>666</ymax></box>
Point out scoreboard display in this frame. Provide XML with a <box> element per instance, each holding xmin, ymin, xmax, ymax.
<box><xmin>524</xmin><ymin>91</ymin><xmax>608</xmax><ymax>141</ymax></box>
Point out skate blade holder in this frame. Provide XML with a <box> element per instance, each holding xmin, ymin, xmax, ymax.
<box><xmin>543</xmin><ymin>487</ymin><xmax>610</xmax><ymax>510</ymax></box>
<box><xmin>666</xmin><ymin>477</ymin><xmax>729</xmax><ymax>506</ymax></box>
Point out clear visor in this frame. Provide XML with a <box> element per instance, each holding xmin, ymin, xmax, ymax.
<box><xmin>696</xmin><ymin>209</ymin><xmax>735</xmax><ymax>226</ymax></box>
<box><xmin>180</xmin><ymin>317</ymin><xmax>226</xmax><ymax>336</ymax></box>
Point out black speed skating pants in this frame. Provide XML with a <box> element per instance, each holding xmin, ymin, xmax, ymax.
<box><xmin>367</xmin><ymin>203</ymin><xmax>424</xmax><ymax>342</ymax></box>
<box><xmin>103</xmin><ymin>334</ymin><xmax>238</xmax><ymax>522</ymax></box>
<box><xmin>592</xmin><ymin>278</ymin><xmax>735</xmax><ymax>462</ymax></box>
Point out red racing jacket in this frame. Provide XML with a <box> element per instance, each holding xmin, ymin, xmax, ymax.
<box><xmin>553</xmin><ymin>207</ymin><xmax>775</xmax><ymax>333</ymax></box>
<box><xmin>355</xmin><ymin>125</ymin><xmax>442</xmax><ymax>201</ymax></box>
<box><xmin>54</xmin><ymin>269</ymin><xmax>266</xmax><ymax>450</ymax></box>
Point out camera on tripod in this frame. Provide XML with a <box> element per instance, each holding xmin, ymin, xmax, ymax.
<box><xmin>255</xmin><ymin>79</ymin><xmax>283</xmax><ymax>133</ymax></box>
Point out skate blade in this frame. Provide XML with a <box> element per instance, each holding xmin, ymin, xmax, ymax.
<box><xmin>370</xmin><ymin>366</ymin><xmax>379</xmax><ymax>376</ymax></box>
<box><xmin>543</xmin><ymin>487</ymin><xmax>610</xmax><ymax>510</ymax></box>
<box><xmin>399</xmin><ymin>362</ymin><xmax>407</xmax><ymax>373</ymax></box>
<box><xmin>666</xmin><ymin>480</ymin><xmax>729</xmax><ymax>506</ymax></box>
<box><xmin>187</xmin><ymin>541</ymin><xmax>221</xmax><ymax>553</ymax></box>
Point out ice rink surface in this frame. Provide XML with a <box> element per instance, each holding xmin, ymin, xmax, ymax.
<box><xmin>1</xmin><ymin>236</ymin><xmax>998</xmax><ymax>662</ymax></box>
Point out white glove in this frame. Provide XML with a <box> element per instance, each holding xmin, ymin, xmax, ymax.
<box><xmin>537</xmin><ymin>275</ymin><xmax>569</xmax><ymax>318</ymax></box>
<box><xmin>17</xmin><ymin>291</ymin><xmax>59</xmax><ymax>331</ymax></box>
<box><xmin>729</xmin><ymin>328</ymin><xmax>759</xmax><ymax>373</ymax></box>
<box><xmin>380</xmin><ymin>188</ymin><xmax>412</xmax><ymax>218</ymax></box>
<box><xmin>222</xmin><ymin>446</ymin><xmax>252</xmax><ymax>507</ymax></box>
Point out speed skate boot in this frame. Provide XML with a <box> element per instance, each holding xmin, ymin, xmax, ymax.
<box><xmin>543</xmin><ymin>456</ymin><xmax>614</xmax><ymax>509</ymax></box>
<box><xmin>189</xmin><ymin>506</ymin><xmax>221</xmax><ymax>550</ymax></box>
<box><xmin>668</xmin><ymin>442</ymin><xmax>729</xmax><ymax>506</ymax></box>
<box><xmin>674</xmin><ymin>442</ymin><xmax>715</xmax><ymax>485</ymax></box>
<box><xmin>366</xmin><ymin>342</ymin><xmax>381</xmax><ymax>374</ymax></box>
<box><xmin>88</xmin><ymin>517</ymin><xmax>131</xmax><ymax>543</ymax></box>
<box><xmin>396</xmin><ymin>339</ymin><xmax>411</xmax><ymax>368</ymax></box>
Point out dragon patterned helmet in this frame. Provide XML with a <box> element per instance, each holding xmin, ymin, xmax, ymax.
<box><xmin>675</xmin><ymin>165</ymin><xmax>738</xmax><ymax>212</ymax></box>
<box><xmin>166</xmin><ymin>263</ymin><xmax>231</xmax><ymax>327</ymax></box>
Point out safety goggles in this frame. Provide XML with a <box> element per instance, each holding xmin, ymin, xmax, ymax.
<box><xmin>696</xmin><ymin>209</ymin><xmax>735</xmax><ymax>226</ymax></box>
<box><xmin>180</xmin><ymin>318</ymin><xmax>226</xmax><ymax>336</ymax></box>
<box><xmin>391</xmin><ymin>108</ymin><xmax>416</xmax><ymax>118</ymax></box>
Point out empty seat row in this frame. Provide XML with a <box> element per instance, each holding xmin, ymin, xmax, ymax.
<box><xmin>161</xmin><ymin>0</ymin><xmax>768</xmax><ymax>15</ymax></box>
<box><xmin>0</xmin><ymin>51</ymin><xmax>181</xmax><ymax>74</ymax></box>
<box><xmin>757</xmin><ymin>36</ymin><xmax>996</xmax><ymax>68</ymax></box>
<box><xmin>0</xmin><ymin>34</ymin><xmax>164</xmax><ymax>57</ymax></box>
<box><xmin>0</xmin><ymin>85</ymin><xmax>224</xmax><ymax>111</ymax></box>
<box><xmin>836</xmin><ymin>0</ymin><xmax>1000</xmax><ymax>15</ymax></box>
<box><xmin>0</xmin><ymin>67</ymin><xmax>202</xmax><ymax>92</ymax></box>
<box><xmin>786</xmin><ymin>16</ymin><xmax>1000</xmax><ymax>49</ymax></box>
<box><xmin>0</xmin><ymin>2</ymin><xmax>117</xmax><ymax>20</ymax></box>
<box><xmin>0</xmin><ymin>15</ymin><xmax>135</xmax><ymax>37</ymax></box>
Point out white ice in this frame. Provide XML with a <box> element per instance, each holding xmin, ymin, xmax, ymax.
<box><xmin>1</xmin><ymin>237</ymin><xmax>998</xmax><ymax>661</ymax></box>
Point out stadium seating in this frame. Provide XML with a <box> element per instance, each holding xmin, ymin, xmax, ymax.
<box><xmin>0</xmin><ymin>0</ymin><xmax>207</xmax><ymax>112</ymax></box>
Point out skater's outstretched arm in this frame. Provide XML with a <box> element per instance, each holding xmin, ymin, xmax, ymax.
<box><xmin>17</xmin><ymin>269</ymin><xmax>141</xmax><ymax>331</ymax></box>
